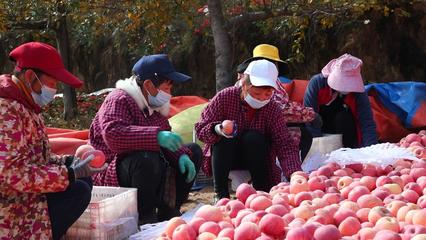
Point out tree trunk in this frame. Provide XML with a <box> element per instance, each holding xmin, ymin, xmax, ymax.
<box><xmin>55</xmin><ymin>4</ymin><xmax>78</xmax><ymax>121</ymax></box>
<box><xmin>208</xmin><ymin>0</ymin><xmax>233</xmax><ymax>92</ymax></box>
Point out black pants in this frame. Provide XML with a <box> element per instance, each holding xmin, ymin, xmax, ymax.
<box><xmin>212</xmin><ymin>130</ymin><xmax>270</xmax><ymax>198</ymax></box>
<box><xmin>116</xmin><ymin>143</ymin><xmax>201</xmax><ymax>223</ymax></box>
<box><xmin>46</xmin><ymin>177</ymin><xmax>93</xmax><ymax>240</ymax></box>
<box><xmin>299</xmin><ymin>125</ymin><xmax>313</xmax><ymax>161</ymax></box>
<box><xmin>319</xmin><ymin>95</ymin><xmax>358</xmax><ymax>148</ymax></box>
<box><xmin>321</xmin><ymin>110</ymin><xmax>358</xmax><ymax>148</ymax></box>
<box><xmin>288</xmin><ymin>123</ymin><xmax>313</xmax><ymax>162</ymax></box>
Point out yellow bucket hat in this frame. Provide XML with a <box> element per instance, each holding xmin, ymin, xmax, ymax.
<box><xmin>239</xmin><ymin>44</ymin><xmax>288</xmax><ymax>74</ymax></box>
<box><xmin>252</xmin><ymin>44</ymin><xmax>285</xmax><ymax>63</ymax></box>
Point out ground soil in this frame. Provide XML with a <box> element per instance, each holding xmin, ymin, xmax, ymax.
<box><xmin>181</xmin><ymin>184</ymin><xmax>237</xmax><ymax>213</ymax></box>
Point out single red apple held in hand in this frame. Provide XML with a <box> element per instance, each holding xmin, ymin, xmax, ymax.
<box><xmin>75</xmin><ymin>144</ymin><xmax>95</xmax><ymax>159</ymax></box>
<box><xmin>221</xmin><ymin>120</ymin><xmax>235</xmax><ymax>135</ymax></box>
<box><xmin>82</xmin><ymin>149</ymin><xmax>106</xmax><ymax>168</ymax></box>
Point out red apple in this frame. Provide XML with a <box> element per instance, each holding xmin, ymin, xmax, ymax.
<box><xmin>374</xmin><ymin>216</ymin><xmax>400</xmax><ymax>233</ymax></box>
<box><xmin>369</xmin><ymin>206</ymin><xmax>392</xmax><ymax>224</ymax></box>
<box><xmin>286</xmin><ymin>226</ymin><xmax>311</xmax><ymax>240</ymax></box>
<box><xmin>405</xmin><ymin>133</ymin><xmax>422</xmax><ymax>144</ymax></box>
<box><xmin>258</xmin><ymin>213</ymin><xmax>285</xmax><ymax>237</ymax></box>
<box><xmin>348</xmin><ymin>185</ymin><xmax>370</xmax><ymax>202</ymax></box>
<box><xmin>323</xmin><ymin>193</ymin><xmax>342</xmax><ymax>205</ymax></box>
<box><xmin>217</xmin><ymin>228</ymin><xmax>234</xmax><ymax>239</ymax></box>
<box><xmin>372</xmin><ymin>186</ymin><xmax>392</xmax><ymax>200</ymax></box>
<box><xmin>376</xmin><ymin>176</ymin><xmax>393</xmax><ymax>187</ymax></box>
<box><xmin>82</xmin><ymin>149</ymin><xmax>106</xmax><ymax>168</ymax></box>
<box><xmin>75</xmin><ymin>144</ymin><xmax>95</xmax><ymax>159</ymax></box>
<box><xmin>333</xmin><ymin>208</ymin><xmax>356</xmax><ymax>226</ymax></box>
<box><xmin>412</xmin><ymin>209</ymin><xmax>426</xmax><ymax>227</ymax></box>
<box><xmin>360</xmin><ymin>176</ymin><xmax>377</xmax><ymax>191</ymax></box>
<box><xmin>196</xmin><ymin>232</ymin><xmax>216</xmax><ymax>240</ymax></box>
<box><xmin>195</xmin><ymin>205</ymin><xmax>224</xmax><ymax>222</ymax></box>
<box><xmin>215</xmin><ymin>198</ymin><xmax>230</xmax><ymax>207</ymax></box>
<box><xmin>401</xmin><ymin>189</ymin><xmax>419</xmax><ymax>203</ymax></box>
<box><xmin>233</xmin><ymin>209</ymin><xmax>254</xmax><ymax>227</ymax></box>
<box><xmin>221</xmin><ymin>120</ymin><xmax>235</xmax><ymax>135</ymax></box>
<box><xmin>358</xmin><ymin>227</ymin><xmax>377</xmax><ymax>240</ymax></box>
<box><xmin>188</xmin><ymin>217</ymin><xmax>206</xmax><ymax>234</ymax></box>
<box><xmin>249</xmin><ymin>196</ymin><xmax>272</xmax><ymax>211</ymax></box>
<box><xmin>356</xmin><ymin>208</ymin><xmax>371</xmax><ymax>222</ymax></box>
<box><xmin>362</xmin><ymin>164</ymin><xmax>377</xmax><ymax>177</ymax></box>
<box><xmin>357</xmin><ymin>194</ymin><xmax>383</xmax><ymax>208</ymax></box>
<box><xmin>386</xmin><ymin>200</ymin><xmax>407</xmax><ymax>217</ymax></box>
<box><xmin>291</xmin><ymin>205</ymin><xmax>314</xmax><ymax>221</ymax></box>
<box><xmin>165</xmin><ymin>217</ymin><xmax>186</xmax><ymax>238</ymax></box>
<box><xmin>410</xmin><ymin>168</ymin><xmax>426</xmax><ymax>181</ymax></box>
<box><xmin>417</xmin><ymin>195</ymin><xmax>426</xmax><ymax>208</ymax></box>
<box><xmin>346</xmin><ymin>163</ymin><xmax>363</xmax><ymax>173</ymax></box>
<box><xmin>400</xmin><ymin>174</ymin><xmax>415</xmax><ymax>186</ymax></box>
<box><xmin>236</xmin><ymin>183</ymin><xmax>257</xmax><ymax>204</ymax></box>
<box><xmin>241</xmin><ymin>210</ymin><xmax>267</xmax><ymax>225</ymax></box>
<box><xmin>265</xmin><ymin>204</ymin><xmax>289</xmax><ymax>217</ymax></box>
<box><xmin>308</xmin><ymin>176</ymin><xmax>326</xmax><ymax>191</ymax></box>
<box><xmin>290</xmin><ymin>177</ymin><xmax>309</xmax><ymax>194</ymax></box>
<box><xmin>172</xmin><ymin>224</ymin><xmax>196</xmax><ymax>240</ymax></box>
<box><xmin>338</xmin><ymin>216</ymin><xmax>361</xmax><ymax>236</ymax></box>
<box><xmin>373</xmin><ymin>229</ymin><xmax>402</xmax><ymax>240</ymax></box>
<box><xmin>294</xmin><ymin>192</ymin><xmax>313</xmax><ymax>207</ymax></box>
<box><xmin>313</xmin><ymin>224</ymin><xmax>341</xmax><ymax>240</ymax></box>
<box><xmin>317</xmin><ymin>166</ymin><xmax>333</xmax><ymax>178</ymax></box>
<box><xmin>234</xmin><ymin>221</ymin><xmax>261</xmax><ymax>240</ymax></box>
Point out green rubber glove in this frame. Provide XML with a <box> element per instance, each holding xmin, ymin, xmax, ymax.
<box><xmin>157</xmin><ymin>131</ymin><xmax>183</xmax><ymax>152</ymax></box>
<box><xmin>178</xmin><ymin>154</ymin><xmax>196</xmax><ymax>183</ymax></box>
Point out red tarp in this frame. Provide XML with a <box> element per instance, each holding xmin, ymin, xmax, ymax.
<box><xmin>48</xmin><ymin>96</ymin><xmax>208</xmax><ymax>155</ymax></box>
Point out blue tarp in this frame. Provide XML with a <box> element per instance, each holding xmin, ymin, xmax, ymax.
<box><xmin>365</xmin><ymin>82</ymin><xmax>426</xmax><ymax>129</ymax></box>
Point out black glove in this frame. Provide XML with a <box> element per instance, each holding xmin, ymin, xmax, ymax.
<box><xmin>71</xmin><ymin>155</ymin><xmax>108</xmax><ymax>179</ymax></box>
<box><xmin>308</xmin><ymin>113</ymin><xmax>323</xmax><ymax>129</ymax></box>
<box><xmin>62</xmin><ymin>155</ymin><xmax>73</xmax><ymax>167</ymax></box>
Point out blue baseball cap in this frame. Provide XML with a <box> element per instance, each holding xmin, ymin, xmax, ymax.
<box><xmin>132</xmin><ymin>54</ymin><xmax>191</xmax><ymax>83</ymax></box>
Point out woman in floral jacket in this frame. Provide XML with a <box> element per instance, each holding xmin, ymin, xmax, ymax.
<box><xmin>0</xmin><ymin>42</ymin><xmax>105</xmax><ymax>239</ymax></box>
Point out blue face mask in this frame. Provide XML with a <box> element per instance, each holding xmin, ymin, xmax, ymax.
<box><xmin>147</xmin><ymin>90</ymin><xmax>171</xmax><ymax>108</ymax></box>
<box><xmin>31</xmin><ymin>74</ymin><xmax>57</xmax><ymax>107</ymax></box>
<box><xmin>244</xmin><ymin>93</ymin><xmax>270</xmax><ymax>109</ymax></box>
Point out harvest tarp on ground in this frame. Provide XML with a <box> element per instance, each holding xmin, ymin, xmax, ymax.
<box><xmin>48</xmin><ymin>82</ymin><xmax>425</xmax><ymax>155</ymax></box>
<box><xmin>48</xmin><ymin>96</ymin><xmax>207</xmax><ymax>155</ymax></box>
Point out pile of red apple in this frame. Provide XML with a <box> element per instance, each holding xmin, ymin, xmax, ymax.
<box><xmin>157</xmin><ymin>131</ymin><xmax>426</xmax><ymax>240</ymax></box>
<box><xmin>397</xmin><ymin>130</ymin><xmax>426</xmax><ymax>159</ymax></box>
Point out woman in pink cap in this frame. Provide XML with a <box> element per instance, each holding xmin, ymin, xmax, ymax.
<box><xmin>303</xmin><ymin>53</ymin><xmax>378</xmax><ymax>148</ymax></box>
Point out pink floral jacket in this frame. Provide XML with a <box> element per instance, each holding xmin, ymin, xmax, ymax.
<box><xmin>0</xmin><ymin>75</ymin><xmax>70</xmax><ymax>239</ymax></box>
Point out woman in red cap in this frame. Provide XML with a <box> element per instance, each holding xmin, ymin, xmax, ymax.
<box><xmin>304</xmin><ymin>53</ymin><xmax>378</xmax><ymax>148</ymax></box>
<box><xmin>0</xmin><ymin>42</ymin><xmax>106</xmax><ymax>239</ymax></box>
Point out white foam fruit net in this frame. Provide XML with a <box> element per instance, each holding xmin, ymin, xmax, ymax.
<box><xmin>325</xmin><ymin>142</ymin><xmax>420</xmax><ymax>167</ymax></box>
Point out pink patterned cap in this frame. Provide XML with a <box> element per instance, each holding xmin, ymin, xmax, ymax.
<box><xmin>322</xmin><ymin>53</ymin><xmax>365</xmax><ymax>93</ymax></box>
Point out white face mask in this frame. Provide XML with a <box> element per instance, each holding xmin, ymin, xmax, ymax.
<box><xmin>147</xmin><ymin>89</ymin><xmax>172</xmax><ymax>108</ymax></box>
<box><xmin>244</xmin><ymin>93</ymin><xmax>270</xmax><ymax>109</ymax></box>
<box><xmin>31</xmin><ymin>74</ymin><xmax>57</xmax><ymax>107</ymax></box>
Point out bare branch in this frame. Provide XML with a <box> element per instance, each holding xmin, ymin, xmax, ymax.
<box><xmin>10</xmin><ymin>20</ymin><xmax>49</xmax><ymax>30</ymax></box>
<box><xmin>229</xmin><ymin>8</ymin><xmax>288</xmax><ymax>26</ymax></box>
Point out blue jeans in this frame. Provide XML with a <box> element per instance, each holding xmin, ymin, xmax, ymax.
<box><xmin>46</xmin><ymin>177</ymin><xmax>92</xmax><ymax>240</ymax></box>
